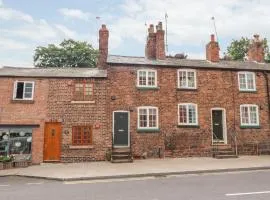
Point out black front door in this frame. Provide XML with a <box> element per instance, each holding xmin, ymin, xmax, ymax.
<box><xmin>113</xmin><ymin>112</ymin><xmax>129</xmax><ymax>146</ymax></box>
<box><xmin>212</xmin><ymin>110</ymin><xmax>224</xmax><ymax>141</ymax></box>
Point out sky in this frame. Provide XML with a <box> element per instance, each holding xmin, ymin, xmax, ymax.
<box><xmin>0</xmin><ymin>0</ymin><xmax>270</xmax><ymax>67</ymax></box>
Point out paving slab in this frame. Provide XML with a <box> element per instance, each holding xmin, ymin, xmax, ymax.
<box><xmin>0</xmin><ymin>156</ymin><xmax>270</xmax><ymax>181</ymax></box>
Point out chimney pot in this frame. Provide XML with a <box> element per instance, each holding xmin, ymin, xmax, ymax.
<box><xmin>211</xmin><ymin>34</ymin><xmax>215</xmax><ymax>42</ymax></box>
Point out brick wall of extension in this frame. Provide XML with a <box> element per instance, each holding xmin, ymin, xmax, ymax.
<box><xmin>107</xmin><ymin>66</ymin><xmax>270</xmax><ymax>158</ymax></box>
<box><xmin>0</xmin><ymin>77</ymin><xmax>49</xmax><ymax>164</ymax></box>
<box><xmin>46</xmin><ymin>78</ymin><xmax>109</xmax><ymax>162</ymax></box>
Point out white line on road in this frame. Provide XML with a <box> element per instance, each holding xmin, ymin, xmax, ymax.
<box><xmin>26</xmin><ymin>182</ymin><xmax>44</xmax><ymax>185</ymax></box>
<box><xmin>0</xmin><ymin>185</ymin><xmax>10</xmax><ymax>187</ymax></box>
<box><xmin>226</xmin><ymin>190</ymin><xmax>270</xmax><ymax>196</ymax></box>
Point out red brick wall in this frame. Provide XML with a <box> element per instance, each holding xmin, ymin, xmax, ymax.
<box><xmin>0</xmin><ymin>77</ymin><xmax>49</xmax><ymax>164</ymax></box>
<box><xmin>46</xmin><ymin>78</ymin><xmax>109</xmax><ymax>162</ymax></box>
<box><xmin>108</xmin><ymin>66</ymin><xmax>270</xmax><ymax>158</ymax></box>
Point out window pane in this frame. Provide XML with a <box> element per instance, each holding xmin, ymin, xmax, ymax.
<box><xmin>15</xmin><ymin>82</ymin><xmax>24</xmax><ymax>99</ymax></box>
<box><xmin>187</xmin><ymin>72</ymin><xmax>195</xmax><ymax>88</ymax></box>
<box><xmin>139</xmin><ymin>109</ymin><xmax>147</xmax><ymax>127</ymax></box>
<box><xmin>75</xmin><ymin>83</ymin><xmax>84</xmax><ymax>92</ymax></box>
<box><xmin>188</xmin><ymin>105</ymin><xmax>196</xmax><ymax>124</ymax></box>
<box><xmin>179</xmin><ymin>105</ymin><xmax>187</xmax><ymax>123</ymax></box>
<box><xmin>239</xmin><ymin>74</ymin><xmax>246</xmax><ymax>89</ymax></box>
<box><xmin>139</xmin><ymin>71</ymin><xmax>147</xmax><ymax>86</ymax></box>
<box><xmin>149</xmin><ymin>108</ymin><xmax>157</xmax><ymax>127</ymax></box>
<box><xmin>241</xmin><ymin>106</ymin><xmax>249</xmax><ymax>124</ymax></box>
<box><xmin>179</xmin><ymin>71</ymin><xmax>187</xmax><ymax>88</ymax></box>
<box><xmin>85</xmin><ymin>84</ymin><xmax>93</xmax><ymax>96</ymax></box>
<box><xmin>250</xmin><ymin>106</ymin><xmax>258</xmax><ymax>124</ymax></box>
<box><xmin>247</xmin><ymin>74</ymin><xmax>255</xmax><ymax>90</ymax></box>
<box><xmin>148</xmin><ymin>72</ymin><xmax>156</xmax><ymax>86</ymax></box>
<box><xmin>73</xmin><ymin>126</ymin><xmax>91</xmax><ymax>145</ymax></box>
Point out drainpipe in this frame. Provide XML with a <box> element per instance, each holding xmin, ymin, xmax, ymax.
<box><xmin>263</xmin><ymin>71</ymin><xmax>270</xmax><ymax>127</ymax></box>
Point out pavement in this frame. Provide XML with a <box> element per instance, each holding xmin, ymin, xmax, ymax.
<box><xmin>0</xmin><ymin>156</ymin><xmax>270</xmax><ymax>181</ymax></box>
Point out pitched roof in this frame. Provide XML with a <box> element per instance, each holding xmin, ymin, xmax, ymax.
<box><xmin>107</xmin><ymin>55</ymin><xmax>270</xmax><ymax>71</ymax></box>
<box><xmin>0</xmin><ymin>67</ymin><xmax>107</xmax><ymax>78</ymax></box>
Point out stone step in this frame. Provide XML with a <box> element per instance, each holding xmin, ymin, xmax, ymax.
<box><xmin>111</xmin><ymin>158</ymin><xmax>133</xmax><ymax>163</ymax></box>
<box><xmin>215</xmin><ymin>154</ymin><xmax>238</xmax><ymax>159</ymax></box>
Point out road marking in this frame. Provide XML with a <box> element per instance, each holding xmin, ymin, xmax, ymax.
<box><xmin>226</xmin><ymin>190</ymin><xmax>270</xmax><ymax>196</ymax></box>
<box><xmin>0</xmin><ymin>185</ymin><xmax>10</xmax><ymax>187</ymax></box>
<box><xmin>26</xmin><ymin>182</ymin><xmax>44</xmax><ymax>185</ymax></box>
<box><xmin>64</xmin><ymin>177</ymin><xmax>155</xmax><ymax>185</ymax></box>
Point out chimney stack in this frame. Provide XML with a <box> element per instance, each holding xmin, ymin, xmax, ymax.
<box><xmin>145</xmin><ymin>22</ymin><xmax>165</xmax><ymax>60</ymax></box>
<box><xmin>98</xmin><ymin>24</ymin><xmax>109</xmax><ymax>68</ymax></box>
<box><xmin>248</xmin><ymin>34</ymin><xmax>264</xmax><ymax>63</ymax></box>
<box><xmin>206</xmin><ymin>34</ymin><xmax>220</xmax><ymax>62</ymax></box>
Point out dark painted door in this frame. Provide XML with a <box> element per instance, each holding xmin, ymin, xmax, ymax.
<box><xmin>113</xmin><ymin>112</ymin><xmax>129</xmax><ymax>146</ymax></box>
<box><xmin>212</xmin><ymin>110</ymin><xmax>223</xmax><ymax>141</ymax></box>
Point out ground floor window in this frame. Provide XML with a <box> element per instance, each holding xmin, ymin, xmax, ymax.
<box><xmin>240</xmin><ymin>104</ymin><xmax>259</xmax><ymax>126</ymax></box>
<box><xmin>72</xmin><ymin>126</ymin><xmax>93</xmax><ymax>145</ymax></box>
<box><xmin>137</xmin><ymin>106</ymin><xmax>159</xmax><ymax>129</ymax></box>
<box><xmin>0</xmin><ymin>128</ymin><xmax>32</xmax><ymax>160</ymax></box>
<box><xmin>178</xmin><ymin>103</ymin><xmax>198</xmax><ymax>125</ymax></box>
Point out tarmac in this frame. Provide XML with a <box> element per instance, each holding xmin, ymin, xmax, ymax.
<box><xmin>0</xmin><ymin>156</ymin><xmax>270</xmax><ymax>181</ymax></box>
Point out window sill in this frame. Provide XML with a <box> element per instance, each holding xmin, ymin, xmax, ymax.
<box><xmin>71</xmin><ymin>101</ymin><xmax>95</xmax><ymax>104</ymax></box>
<box><xmin>137</xmin><ymin>128</ymin><xmax>160</xmax><ymax>133</ymax></box>
<box><xmin>136</xmin><ymin>86</ymin><xmax>159</xmax><ymax>90</ymax></box>
<box><xmin>177</xmin><ymin>125</ymin><xmax>200</xmax><ymax>128</ymax></box>
<box><xmin>69</xmin><ymin>145</ymin><xmax>94</xmax><ymax>149</ymax></box>
<box><xmin>11</xmin><ymin>99</ymin><xmax>34</xmax><ymax>104</ymax></box>
<box><xmin>240</xmin><ymin>125</ymin><xmax>261</xmax><ymax>129</ymax></box>
<box><xmin>177</xmin><ymin>88</ymin><xmax>197</xmax><ymax>91</ymax></box>
<box><xmin>239</xmin><ymin>90</ymin><xmax>257</xmax><ymax>93</ymax></box>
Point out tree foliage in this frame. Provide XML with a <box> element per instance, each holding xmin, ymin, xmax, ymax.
<box><xmin>34</xmin><ymin>39</ymin><xmax>98</xmax><ymax>68</ymax></box>
<box><xmin>226</xmin><ymin>37</ymin><xmax>270</xmax><ymax>63</ymax></box>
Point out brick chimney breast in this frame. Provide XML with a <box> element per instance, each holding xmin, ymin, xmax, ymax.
<box><xmin>206</xmin><ymin>34</ymin><xmax>220</xmax><ymax>62</ymax></box>
<box><xmin>98</xmin><ymin>24</ymin><xmax>109</xmax><ymax>69</ymax></box>
<box><xmin>248</xmin><ymin>34</ymin><xmax>265</xmax><ymax>63</ymax></box>
<box><xmin>155</xmin><ymin>22</ymin><xmax>165</xmax><ymax>60</ymax></box>
<box><xmin>145</xmin><ymin>22</ymin><xmax>166</xmax><ymax>60</ymax></box>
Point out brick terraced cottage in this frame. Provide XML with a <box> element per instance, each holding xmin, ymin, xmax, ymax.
<box><xmin>98</xmin><ymin>23</ymin><xmax>270</xmax><ymax>161</ymax></box>
<box><xmin>0</xmin><ymin>67</ymin><xmax>108</xmax><ymax>164</ymax></box>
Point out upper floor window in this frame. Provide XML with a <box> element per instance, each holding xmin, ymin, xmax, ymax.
<box><xmin>177</xmin><ymin>69</ymin><xmax>197</xmax><ymax>89</ymax></box>
<box><xmin>74</xmin><ymin>81</ymin><xmax>94</xmax><ymax>101</ymax></box>
<box><xmin>137</xmin><ymin>106</ymin><xmax>159</xmax><ymax>129</ymax></box>
<box><xmin>238</xmin><ymin>72</ymin><xmax>256</xmax><ymax>91</ymax></box>
<box><xmin>178</xmin><ymin>103</ymin><xmax>198</xmax><ymax>125</ymax></box>
<box><xmin>72</xmin><ymin>126</ymin><xmax>93</xmax><ymax>145</ymax></box>
<box><xmin>240</xmin><ymin>104</ymin><xmax>259</xmax><ymax>126</ymax></box>
<box><xmin>137</xmin><ymin>69</ymin><xmax>157</xmax><ymax>88</ymax></box>
<box><xmin>13</xmin><ymin>81</ymin><xmax>34</xmax><ymax>100</ymax></box>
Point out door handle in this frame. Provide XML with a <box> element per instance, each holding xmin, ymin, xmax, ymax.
<box><xmin>118</xmin><ymin>129</ymin><xmax>124</xmax><ymax>132</ymax></box>
<box><xmin>214</xmin><ymin>123</ymin><xmax>219</xmax><ymax>125</ymax></box>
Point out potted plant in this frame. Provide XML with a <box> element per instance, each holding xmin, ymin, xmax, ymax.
<box><xmin>1</xmin><ymin>155</ymin><xmax>14</xmax><ymax>169</ymax></box>
<box><xmin>0</xmin><ymin>156</ymin><xmax>4</xmax><ymax>170</ymax></box>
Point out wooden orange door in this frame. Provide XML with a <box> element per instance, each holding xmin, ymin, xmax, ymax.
<box><xmin>44</xmin><ymin>122</ymin><xmax>61</xmax><ymax>161</ymax></box>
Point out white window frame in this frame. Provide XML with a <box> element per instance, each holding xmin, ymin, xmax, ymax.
<box><xmin>240</xmin><ymin>104</ymin><xmax>259</xmax><ymax>126</ymax></box>
<box><xmin>137</xmin><ymin>106</ymin><xmax>159</xmax><ymax>129</ymax></box>
<box><xmin>137</xmin><ymin>69</ymin><xmax>157</xmax><ymax>88</ymax></box>
<box><xmin>13</xmin><ymin>81</ymin><xmax>35</xmax><ymax>100</ymax></box>
<box><xmin>238</xmin><ymin>72</ymin><xmax>256</xmax><ymax>92</ymax></box>
<box><xmin>177</xmin><ymin>69</ymin><xmax>197</xmax><ymax>89</ymax></box>
<box><xmin>178</xmin><ymin>103</ymin><xmax>198</xmax><ymax>125</ymax></box>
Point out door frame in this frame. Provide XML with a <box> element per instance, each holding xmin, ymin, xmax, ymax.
<box><xmin>43</xmin><ymin>122</ymin><xmax>62</xmax><ymax>162</ymax></box>
<box><xmin>211</xmin><ymin>108</ymin><xmax>227</xmax><ymax>144</ymax></box>
<box><xmin>112</xmin><ymin>110</ymin><xmax>130</xmax><ymax>148</ymax></box>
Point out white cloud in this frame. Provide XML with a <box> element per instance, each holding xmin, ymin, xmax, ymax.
<box><xmin>0</xmin><ymin>2</ymin><xmax>34</xmax><ymax>23</ymax></box>
<box><xmin>106</xmin><ymin>0</ymin><xmax>270</xmax><ymax>57</ymax></box>
<box><xmin>54</xmin><ymin>24</ymin><xmax>77</xmax><ymax>38</ymax></box>
<box><xmin>0</xmin><ymin>37</ymin><xmax>29</xmax><ymax>50</ymax></box>
<box><xmin>58</xmin><ymin>8</ymin><xmax>92</xmax><ymax>21</ymax></box>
